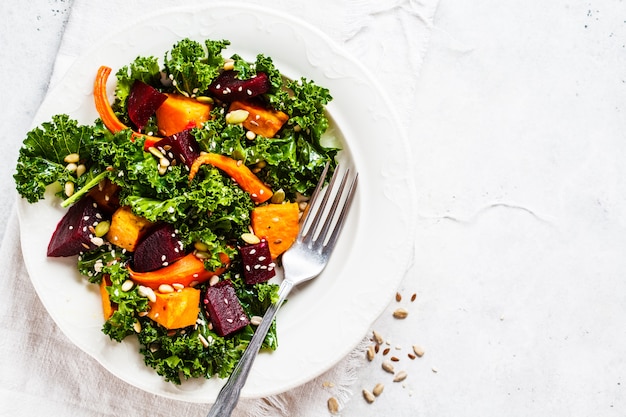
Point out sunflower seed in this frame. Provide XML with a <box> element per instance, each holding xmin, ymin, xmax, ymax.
<box><xmin>393</xmin><ymin>370</ymin><xmax>408</xmax><ymax>382</ymax></box>
<box><xmin>393</xmin><ymin>308</ymin><xmax>409</xmax><ymax>319</ymax></box>
<box><xmin>327</xmin><ymin>397</ymin><xmax>339</xmax><ymax>414</ymax></box>
<box><xmin>362</xmin><ymin>389</ymin><xmax>375</xmax><ymax>403</ymax></box>
<box><xmin>382</xmin><ymin>360</ymin><xmax>395</xmax><ymax>374</ymax></box>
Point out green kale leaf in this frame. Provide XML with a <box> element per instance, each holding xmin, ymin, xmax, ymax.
<box><xmin>14</xmin><ymin>114</ymin><xmax>98</xmax><ymax>203</ymax></box>
<box><xmin>164</xmin><ymin>38</ymin><xmax>230</xmax><ymax>95</ymax></box>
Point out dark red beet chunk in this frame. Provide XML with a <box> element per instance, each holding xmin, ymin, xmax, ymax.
<box><xmin>127</xmin><ymin>80</ymin><xmax>167</xmax><ymax>130</ymax></box>
<box><xmin>208</xmin><ymin>71</ymin><xmax>270</xmax><ymax>102</ymax></box>
<box><xmin>203</xmin><ymin>280</ymin><xmax>250</xmax><ymax>337</ymax></box>
<box><xmin>153</xmin><ymin>129</ymin><xmax>200</xmax><ymax>168</ymax></box>
<box><xmin>132</xmin><ymin>223</ymin><xmax>184</xmax><ymax>272</ymax></box>
<box><xmin>47</xmin><ymin>197</ymin><xmax>107</xmax><ymax>257</ymax></box>
<box><xmin>240</xmin><ymin>239</ymin><xmax>276</xmax><ymax>285</ymax></box>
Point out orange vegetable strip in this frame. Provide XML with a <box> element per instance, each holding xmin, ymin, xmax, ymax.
<box><xmin>189</xmin><ymin>153</ymin><xmax>273</xmax><ymax>204</ymax></box>
<box><xmin>129</xmin><ymin>252</ymin><xmax>229</xmax><ymax>289</ymax></box>
<box><xmin>94</xmin><ymin>66</ymin><xmax>128</xmax><ymax>134</ymax></box>
<box><xmin>94</xmin><ymin>65</ymin><xmax>161</xmax><ymax>150</ymax></box>
<box><xmin>99</xmin><ymin>274</ymin><xmax>115</xmax><ymax>320</ymax></box>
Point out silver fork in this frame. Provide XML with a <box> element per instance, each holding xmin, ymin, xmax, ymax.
<box><xmin>207</xmin><ymin>163</ymin><xmax>358</xmax><ymax>417</ymax></box>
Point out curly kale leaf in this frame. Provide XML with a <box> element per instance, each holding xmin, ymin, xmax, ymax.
<box><xmin>99</xmin><ymin>261</ymin><xmax>149</xmax><ymax>342</ymax></box>
<box><xmin>164</xmin><ymin>38</ymin><xmax>230</xmax><ymax>95</ymax></box>
<box><xmin>14</xmin><ymin>114</ymin><xmax>99</xmax><ymax>203</ymax></box>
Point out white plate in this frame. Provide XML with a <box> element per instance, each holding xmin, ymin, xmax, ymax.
<box><xmin>17</xmin><ymin>3</ymin><xmax>416</xmax><ymax>403</ymax></box>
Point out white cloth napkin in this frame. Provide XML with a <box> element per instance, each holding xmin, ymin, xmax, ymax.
<box><xmin>0</xmin><ymin>0</ymin><xmax>439</xmax><ymax>415</ymax></box>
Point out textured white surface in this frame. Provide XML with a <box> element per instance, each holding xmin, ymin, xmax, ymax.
<box><xmin>2</xmin><ymin>0</ymin><xmax>626</xmax><ymax>416</ymax></box>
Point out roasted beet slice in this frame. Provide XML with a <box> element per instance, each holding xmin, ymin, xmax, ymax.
<box><xmin>127</xmin><ymin>80</ymin><xmax>167</xmax><ymax>130</ymax></box>
<box><xmin>132</xmin><ymin>223</ymin><xmax>184</xmax><ymax>272</ymax></box>
<box><xmin>47</xmin><ymin>197</ymin><xmax>107</xmax><ymax>257</ymax></box>
<box><xmin>153</xmin><ymin>129</ymin><xmax>200</xmax><ymax>168</ymax></box>
<box><xmin>208</xmin><ymin>71</ymin><xmax>270</xmax><ymax>102</ymax></box>
<box><xmin>203</xmin><ymin>280</ymin><xmax>250</xmax><ymax>337</ymax></box>
<box><xmin>240</xmin><ymin>239</ymin><xmax>276</xmax><ymax>285</ymax></box>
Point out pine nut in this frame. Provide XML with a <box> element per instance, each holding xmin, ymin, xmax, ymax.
<box><xmin>382</xmin><ymin>360</ymin><xmax>394</xmax><ymax>374</ymax></box>
<box><xmin>209</xmin><ymin>275</ymin><xmax>220</xmax><ymax>286</ymax></box>
<box><xmin>138</xmin><ymin>285</ymin><xmax>156</xmax><ymax>303</ymax></box>
<box><xmin>148</xmin><ymin>146</ymin><xmax>165</xmax><ymax>159</ymax></box>
<box><xmin>372</xmin><ymin>330</ymin><xmax>384</xmax><ymax>345</ymax></box>
<box><xmin>327</xmin><ymin>397</ymin><xmax>339</xmax><ymax>414</ymax></box>
<box><xmin>76</xmin><ymin>164</ymin><xmax>86</xmax><ymax>177</ymax></box>
<box><xmin>245</xmin><ymin>130</ymin><xmax>256</xmax><ymax>140</ymax></box>
<box><xmin>363</xmin><ymin>389</ymin><xmax>375</xmax><ymax>403</ymax></box>
<box><xmin>159</xmin><ymin>284</ymin><xmax>174</xmax><ymax>293</ymax></box>
<box><xmin>366</xmin><ymin>345</ymin><xmax>376</xmax><ymax>361</ymax></box>
<box><xmin>223</xmin><ymin>59</ymin><xmax>235</xmax><ymax>71</ymax></box>
<box><xmin>250</xmin><ymin>316</ymin><xmax>262</xmax><ymax>326</ymax></box>
<box><xmin>121</xmin><ymin>279</ymin><xmax>134</xmax><ymax>292</ymax></box>
<box><xmin>133</xmin><ymin>320</ymin><xmax>142</xmax><ymax>333</ymax></box>
<box><xmin>64</xmin><ymin>181</ymin><xmax>75</xmax><ymax>197</ymax></box>
<box><xmin>64</xmin><ymin>153</ymin><xmax>80</xmax><ymax>163</ymax></box>
<box><xmin>372</xmin><ymin>383</ymin><xmax>384</xmax><ymax>396</ymax></box>
<box><xmin>412</xmin><ymin>344</ymin><xmax>425</xmax><ymax>357</ymax></box>
<box><xmin>393</xmin><ymin>371</ymin><xmax>408</xmax><ymax>382</ymax></box>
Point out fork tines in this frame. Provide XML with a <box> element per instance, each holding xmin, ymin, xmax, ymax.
<box><xmin>299</xmin><ymin>162</ymin><xmax>358</xmax><ymax>251</ymax></box>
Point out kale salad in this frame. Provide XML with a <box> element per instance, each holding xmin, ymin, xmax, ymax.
<box><xmin>14</xmin><ymin>38</ymin><xmax>337</xmax><ymax>384</ymax></box>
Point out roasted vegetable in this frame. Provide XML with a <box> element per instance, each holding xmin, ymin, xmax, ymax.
<box><xmin>251</xmin><ymin>202</ymin><xmax>300</xmax><ymax>259</ymax></box>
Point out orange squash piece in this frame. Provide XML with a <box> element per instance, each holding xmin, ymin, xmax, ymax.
<box><xmin>155</xmin><ymin>93</ymin><xmax>212</xmax><ymax>136</ymax></box>
<box><xmin>188</xmin><ymin>153</ymin><xmax>273</xmax><ymax>204</ymax></box>
<box><xmin>129</xmin><ymin>252</ymin><xmax>230</xmax><ymax>290</ymax></box>
<box><xmin>106</xmin><ymin>206</ymin><xmax>154</xmax><ymax>252</ymax></box>
<box><xmin>229</xmin><ymin>100</ymin><xmax>288</xmax><ymax>138</ymax></box>
<box><xmin>147</xmin><ymin>287</ymin><xmax>201</xmax><ymax>329</ymax></box>
<box><xmin>251</xmin><ymin>202</ymin><xmax>300</xmax><ymax>259</ymax></box>
<box><xmin>99</xmin><ymin>274</ymin><xmax>115</xmax><ymax>320</ymax></box>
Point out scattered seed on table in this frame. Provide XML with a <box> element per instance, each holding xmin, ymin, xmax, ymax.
<box><xmin>411</xmin><ymin>293</ymin><xmax>417</xmax><ymax>302</ymax></box>
<box><xmin>390</xmin><ymin>356</ymin><xmax>399</xmax><ymax>362</ymax></box>
<box><xmin>363</xmin><ymin>389</ymin><xmax>376</xmax><ymax>404</ymax></box>
<box><xmin>395</xmin><ymin>292</ymin><xmax>402</xmax><ymax>302</ymax></box>
<box><xmin>366</xmin><ymin>345</ymin><xmax>376</xmax><ymax>361</ymax></box>
<box><xmin>382</xmin><ymin>347</ymin><xmax>390</xmax><ymax>356</ymax></box>
<box><xmin>393</xmin><ymin>371</ymin><xmax>408</xmax><ymax>382</ymax></box>
<box><xmin>413</xmin><ymin>344</ymin><xmax>425</xmax><ymax>357</ymax></box>
<box><xmin>327</xmin><ymin>397</ymin><xmax>339</xmax><ymax>414</ymax></box>
<box><xmin>382</xmin><ymin>360</ymin><xmax>395</xmax><ymax>374</ymax></box>
<box><xmin>373</xmin><ymin>383</ymin><xmax>384</xmax><ymax>396</ymax></box>
<box><xmin>393</xmin><ymin>308</ymin><xmax>409</xmax><ymax>319</ymax></box>
<box><xmin>372</xmin><ymin>330</ymin><xmax>384</xmax><ymax>344</ymax></box>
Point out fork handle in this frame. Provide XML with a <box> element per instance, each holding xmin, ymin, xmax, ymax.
<box><xmin>206</xmin><ymin>280</ymin><xmax>294</xmax><ymax>417</ymax></box>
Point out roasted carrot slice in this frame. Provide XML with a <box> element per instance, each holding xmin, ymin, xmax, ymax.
<box><xmin>129</xmin><ymin>252</ymin><xmax>229</xmax><ymax>289</ymax></box>
<box><xmin>99</xmin><ymin>274</ymin><xmax>115</xmax><ymax>320</ymax></box>
<box><xmin>188</xmin><ymin>153</ymin><xmax>273</xmax><ymax>204</ymax></box>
